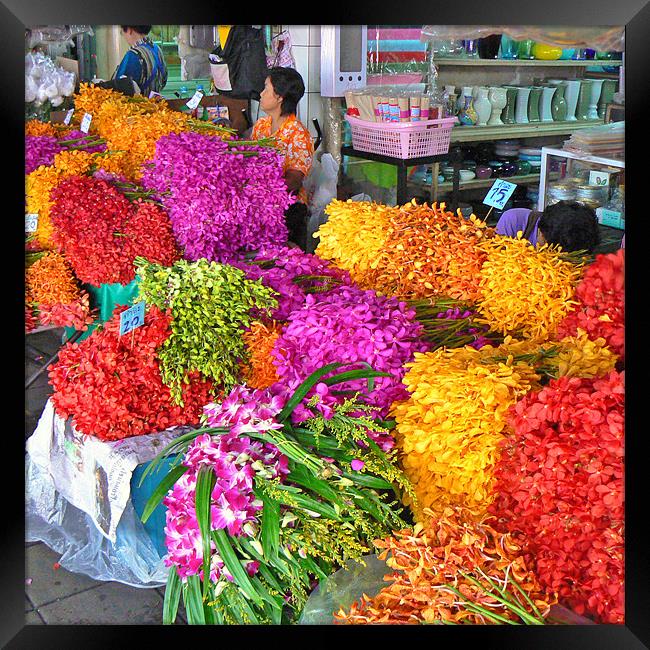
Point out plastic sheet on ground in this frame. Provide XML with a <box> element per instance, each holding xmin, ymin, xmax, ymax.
<box><xmin>298</xmin><ymin>554</ymin><xmax>389</xmax><ymax>624</ymax></box>
<box><xmin>26</xmin><ymin>455</ymin><xmax>168</xmax><ymax>588</ymax></box>
<box><xmin>26</xmin><ymin>399</ymin><xmax>190</xmax><ymax>543</ymax></box>
<box><xmin>420</xmin><ymin>26</ymin><xmax>624</xmax><ymax>52</ymax></box>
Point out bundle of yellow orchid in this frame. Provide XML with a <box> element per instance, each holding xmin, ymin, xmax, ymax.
<box><xmin>314</xmin><ymin>199</ymin><xmax>392</xmax><ymax>287</ymax></box>
<box><xmin>391</xmin><ymin>338</ymin><xmax>544</xmax><ymax>522</ymax></box>
<box><xmin>476</xmin><ymin>235</ymin><xmax>584</xmax><ymax>342</ymax></box>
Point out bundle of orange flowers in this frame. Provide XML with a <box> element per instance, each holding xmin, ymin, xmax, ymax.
<box><xmin>25</xmin><ymin>120</ymin><xmax>57</xmax><ymax>137</ymax></box>
<box><xmin>241</xmin><ymin>320</ymin><xmax>283</xmax><ymax>389</ymax></box>
<box><xmin>69</xmin><ymin>83</ymin><xmax>126</xmax><ymax>133</ymax></box>
<box><xmin>476</xmin><ymin>236</ymin><xmax>584</xmax><ymax>342</ymax></box>
<box><xmin>25</xmin><ymin>251</ymin><xmax>94</xmax><ymax>331</ymax></box>
<box><xmin>335</xmin><ymin>506</ymin><xmax>556</xmax><ymax>624</ymax></box>
<box><xmin>374</xmin><ymin>202</ymin><xmax>494</xmax><ymax>301</ymax></box>
<box><xmin>315</xmin><ymin>200</ymin><xmax>494</xmax><ymax>301</ymax></box>
<box><xmin>392</xmin><ymin>332</ymin><xmax>617</xmax><ymax>523</ymax></box>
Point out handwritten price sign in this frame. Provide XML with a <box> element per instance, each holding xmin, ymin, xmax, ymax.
<box><xmin>25</xmin><ymin>214</ymin><xmax>38</xmax><ymax>233</ymax></box>
<box><xmin>483</xmin><ymin>179</ymin><xmax>518</xmax><ymax>210</ymax></box>
<box><xmin>119</xmin><ymin>301</ymin><xmax>145</xmax><ymax>337</ymax></box>
<box><xmin>80</xmin><ymin>112</ymin><xmax>93</xmax><ymax>133</ymax></box>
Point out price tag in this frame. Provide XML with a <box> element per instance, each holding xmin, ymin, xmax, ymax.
<box><xmin>64</xmin><ymin>108</ymin><xmax>74</xmax><ymax>125</ymax></box>
<box><xmin>25</xmin><ymin>213</ymin><xmax>38</xmax><ymax>233</ymax></box>
<box><xmin>483</xmin><ymin>179</ymin><xmax>518</xmax><ymax>210</ymax></box>
<box><xmin>185</xmin><ymin>90</ymin><xmax>204</xmax><ymax>111</ymax></box>
<box><xmin>119</xmin><ymin>301</ymin><xmax>145</xmax><ymax>336</ymax></box>
<box><xmin>588</xmin><ymin>170</ymin><xmax>610</xmax><ymax>187</ymax></box>
<box><xmin>80</xmin><ymin>112</ymin><xmax>92</xmax><ymax>133</ymax></box>
<box><xmin>148</xmin><ymin>91</ymin><xmax>163</xmax><ymax>99</ymax></box>
<box><xmin>597</xmin><ymin>207</ymin><xmax>623</xmax><ymax>229</ymax></box>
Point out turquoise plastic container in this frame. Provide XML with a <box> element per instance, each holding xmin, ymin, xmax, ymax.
<box><xmin>130</xmin><ymin>454</ymin><xmax>180</xmax><ymax>558</ymax></box>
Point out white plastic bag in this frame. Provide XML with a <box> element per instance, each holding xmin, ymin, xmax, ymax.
<box><xmin>305</xmin><ymin>153</ymin><xmax>339</xmax><ymax>252</ymax></box>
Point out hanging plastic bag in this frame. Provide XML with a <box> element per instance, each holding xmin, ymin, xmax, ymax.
<box><xmin>266</xmin><ymin>30</ymin><xmax>296</xmax><ymax>69</ymax></box>
<box><xmin>305</xmin><ymin>153</ymin><xmax>339</xmax><ymax>252</ymax></box>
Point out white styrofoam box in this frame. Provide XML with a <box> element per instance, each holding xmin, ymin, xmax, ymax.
<box><xmin>309</xmin><ymin>25</ymin><xmax>321</xmax><ymax>46</ymax></box>
<box><xmin>308</xmin><ymin>46</ymin><xmax>321</xmax><ymax>93</ymax></box>
<box><xmin>288</xmin><ymin>25</ymin><xmax>309</xmax><ymax>46</ymax></box>
<box><xmin>307</xmin><ymin>92</ymin><xmax>324</xmax><ymax>138</ymax></box>
<box><xmin>292</xmin><ymin>46</ymin><xmax>310</xmax><ymax>89</ymax></box>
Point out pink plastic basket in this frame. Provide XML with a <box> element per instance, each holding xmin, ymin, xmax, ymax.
<box><xmin>345</xmin><ymin>114</ymin><xmax>457</xmax><ymax>159</ymax></box>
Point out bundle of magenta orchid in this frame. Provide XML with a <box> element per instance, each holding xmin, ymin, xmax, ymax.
<box><xmin>141</xmin><ymin>363</ymin><xmax>414</xmax><ymax>625</ymax></box>
<box><xmin>140</xmin><ymin>131</ymin><xmax>294</xmax><ymax>262</ymax></box>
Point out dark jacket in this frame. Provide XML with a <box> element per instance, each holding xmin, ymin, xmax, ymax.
<box><xmin>212</xmin><ymin>25</ymin><xmax>267</xmax><ymax>100</ymax></box>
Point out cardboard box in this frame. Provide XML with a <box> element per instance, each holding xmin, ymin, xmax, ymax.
<box><xmin>56</xmin><ymin>56</ymin><xmax>79</xmax><ymax>79</ymax></box>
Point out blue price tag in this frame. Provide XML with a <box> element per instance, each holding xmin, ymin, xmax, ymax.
<box><xmin>119</xmin><ymin>301</ymin><xmax>145</xmax><ymax>336</ymax></box>
<box><xmin>483</xmin><ymin>179</ymin><xmax>518</xmax><ymax>210</ymax></box>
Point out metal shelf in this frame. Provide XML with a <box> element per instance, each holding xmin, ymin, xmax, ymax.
<box><xmin>411</xmin><ymin>172</ymin><xmax>561</xmax><ymax>194</ymax></box>
<box><xmin>450</xmin><ymin>119</ymin><xmax>604</xmax><ymax>143</ymax></box>
<box><xmin>431</xmin><ymin>59</ymin><xmax>622</xmax><ymax>67</ymax></box>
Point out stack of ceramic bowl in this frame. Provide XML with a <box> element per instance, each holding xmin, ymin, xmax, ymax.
<box><xmin>495</xmin><ymin>140</ymin><xmax>521</xmax><ymax>159</ymax></box>
<box><xmin>575</xmin><ymin>183</ymin><xmax>609</xmax><ymax>207</ymax></box>
<box><xmin>518</xmin><ymin>146</ymin><xmax>543</xmax><ymax>173</ymax></box>
<box><xmin>547</xmin><ymin>181</ymin><xmax>578</xmax><ymax>205</ymax></box>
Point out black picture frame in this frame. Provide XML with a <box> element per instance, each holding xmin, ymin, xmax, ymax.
<box><xmin>6</xmin><ymin>0</ymin><xmax>648</xmax><ymax>645</ymax></box>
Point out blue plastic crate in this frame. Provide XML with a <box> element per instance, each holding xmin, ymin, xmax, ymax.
<box><xmin>130</xmin><ymin>454</ymin><xmax>180</xmax><ymax>558</ymax></box>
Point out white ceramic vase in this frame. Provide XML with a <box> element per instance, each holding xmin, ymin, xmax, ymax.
<box><xmin>539</xmin><ymin>86</ymin><xmax>556</xmax><ymax>122</ymax></box>
<box><xmin>515</xmin><ymin>86</ymin><xmax>531</xmax><ymax>124</ymax></box>
<box><xmin>473</xmin><ymin>87</ymin><xmax>492</xmax><ymax>126</ymax></box>
<box><xmin>487</xmin><ymin>87</ymin><xmax>507</xmax><ymax>125</ymax></box>
<box><xmin>563</xmin><ymin>80</ymin><xmax>581</xmax><ymax>121</ymax></box>
<box><xmin>588</xmin><ymin>79</ymin><xmax>605</xmax><ymax>119</ymax></box>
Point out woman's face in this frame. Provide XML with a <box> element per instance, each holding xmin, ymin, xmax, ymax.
<box><xmin>260</xmin><ymin>77</ymin><xmax>283</xmax><ymax>113</ymax></box>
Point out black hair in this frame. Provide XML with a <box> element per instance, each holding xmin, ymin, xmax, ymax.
<box><xmin>266</xmin><ymin>67</ymin><xmax>305</xmax><ymax>116</ymax></box>
<box><xmin>120</xmin><ymin>25</ymin><xmax>152</xmax><ymax>35</ymax></box>
<box><xmin>538</xmin><ymin>200</ymin><xmax>601</xmax><ymax>252</ymax></box>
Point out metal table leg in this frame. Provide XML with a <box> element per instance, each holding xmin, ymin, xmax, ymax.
<box><xmin>396</xmin><ymin>163</ymin><xmax>408</xmax><ymax>206</ymax></box>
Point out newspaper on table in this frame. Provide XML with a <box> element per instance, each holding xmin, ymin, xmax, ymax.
<box><xmin>26</xmin><ymin>399</ymin><xmax>191</xmax><ymax>544</ymax></box>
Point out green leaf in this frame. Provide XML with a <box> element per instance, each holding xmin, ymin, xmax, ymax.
<box><xmin>212</xmin><ymin>529</ymin><xmax>263</xmax><ymax>606</ymax></box>
<box><xmin>321</xmin><ymin>367</ymin><xmax>391</xmax><ymax>392</ymax></box>
<box><xmin>162</xmin><ymin>567</ymin><xmax>182</xmax><ymax>625</ymax></box>
<box><xmin>277</xmin><ymin>362</ymin><xmax>346</xmax><ymax>422</ymax></box>
<box><xmin>278</xmin><ymin>491</ymin><xmax>341</xmax><ymax>520</ymax></box>
<box><xmin>141</xmin><ymin>464</ymin><xmax>188</xmax><ymax>524</ymax></box>
<box><xmin>261</xmin><ymin>496</ymin><xmax>280</xmax><ymax>561</ymax></box>
<box><xmin>195</xmin><ymin>466</ymin><xmax>217</xmax><ymax>600</ymax></box>
<box><xmin>289</xmin><ymin>464</ymin><xmax>345</xmax><ymax>504</ymax></box>
<box><xmin>340</xmin><ymin>472</ymin><xmax>393</xmax><ymax>490</ymax></box>
<box><xmin>183</xmin><ymin>575</ymin><xmax>206</xmax><ymax>624</ymax></box>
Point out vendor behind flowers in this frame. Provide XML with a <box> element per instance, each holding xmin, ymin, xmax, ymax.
<box><xmin>252</xmin><ymin>67</ymin><xmax>313</xmax><ymax>248</ymax></box>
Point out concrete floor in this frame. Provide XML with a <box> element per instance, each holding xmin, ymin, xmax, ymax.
<box><xmin>25</xmin><ymin>328</ymin><xmax>184</xmax><ymax>625</ymax></box>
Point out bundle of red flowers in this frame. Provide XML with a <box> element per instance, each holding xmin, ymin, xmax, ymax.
<box><xmin>49</xmin><ymin>304</ymin><xmax>216</xmax><ymax>441</ymax></box>
<box><xmin>556</xmin><ymin>250</ymin><xmax>624</xmax><ymax>361</ymax></box>
<box><xmin>489</xmin><ymin>370</ymin><xmax>624</xmax><ymax>624</ymax></box>
<box><xmin>49</xmin><ymin>175</ymin><xmax>180</xmax><ymax>286</ymax></box>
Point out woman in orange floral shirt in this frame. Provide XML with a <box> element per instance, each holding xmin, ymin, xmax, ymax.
<box><xmin>252</xmin><ymin>67</ymin><xmax>313</xmax><ymax>247</ymax></box>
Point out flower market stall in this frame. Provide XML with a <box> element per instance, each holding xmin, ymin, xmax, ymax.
<box><xmin>25</xmin><ymin>71</ymin><xmax>624</xmax><ymax>626</ymax></box>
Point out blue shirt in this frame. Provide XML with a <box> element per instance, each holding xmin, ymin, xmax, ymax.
<box><xmin>495</xmin><ymin>208</ymin><xmax>540</xmax><ymax>246</ymax></box>
<box><xmin>114</xmin><ymin>39</ymin><xmax>167</xmax><ymax>95</ymax></box>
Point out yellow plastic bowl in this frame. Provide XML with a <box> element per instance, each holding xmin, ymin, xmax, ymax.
<box><xmin>532</xmin><ymin>43</ymin><xmax>563</xmax><ymax>60</ymax></box>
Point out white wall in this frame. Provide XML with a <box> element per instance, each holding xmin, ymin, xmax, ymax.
<box><xmin>286</xmin><ymin>25</ymin><xmax>323</xmax><ymax>140</ymax></box>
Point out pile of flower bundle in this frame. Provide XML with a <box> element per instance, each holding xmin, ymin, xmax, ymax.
<box><xmin>315</xmin><ymin>200</ymin><xmax>494</xmax><ymax>301</ymax></box>
<box><xmin>271</xmin><ymin>285</ymin><xmax>429</xmax><ymax>419</ymax></box>
<box><xmin>25</xmin><ymin>135</ymin><xmax>62</xmax><ymax>174</ymax></box>
<box><xmin>557</xmin><ymin>249</ymin><xmax>625</xmax><ymax>361</ymax></box>
<box><xmin>392</xmin><ymin>333</ymin><xmax>618</xmax><ymax>522</ymax></box>
<box><xmin>134</xmin><ymin>257</ymin><xmax>278</xmax><ymax>404</ymax></box>
<box><xmin>49</xmin><ymin>174</ymin><xmax>180</xmax><ymax>285</ymax></box>
<box><xmin>142</xmin><ymin>365</ymin><xmax>414</xmax><ymax>624</ymax></box>
<box><xmin>335</xmin><ymin>506</ymin><xmax>556</xmax><ymax>624</ymax></box>
<box><xmin>241</xmin><ymin>321</ymin><xmax>283</xmax><ymax>389</ymax></box>
<box><xmin>141</xmin><ymin>131</ymin><xmax>294</xmax><ymax>261</ymax></box>
<box><xmin>475</xmin><ymin>236</ymin><xmax>585</xmax><ymax>342</ymax></box>
<box><xmin>25</xmin><ymin>251</ymin><xmax>94</xmax><ymax>332</ymax></box>
<box><xmin>25</xmin><ymin>148</ymin><xmax>129</xmax><ymax>251</ymax></box>
<box><xmin>235</xmin><ymin>245</ymin><xmax>351</xmax><ymax>321</ymax></box>
<box><xmin>490</xmin><ymin>369</ymin><xmax>624</xmax><ymax>624</ymax></box>
<box><xmin>48</xmin><ymin>305</ymin><xmax>215</xmax><ymax>441</ymax></box>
